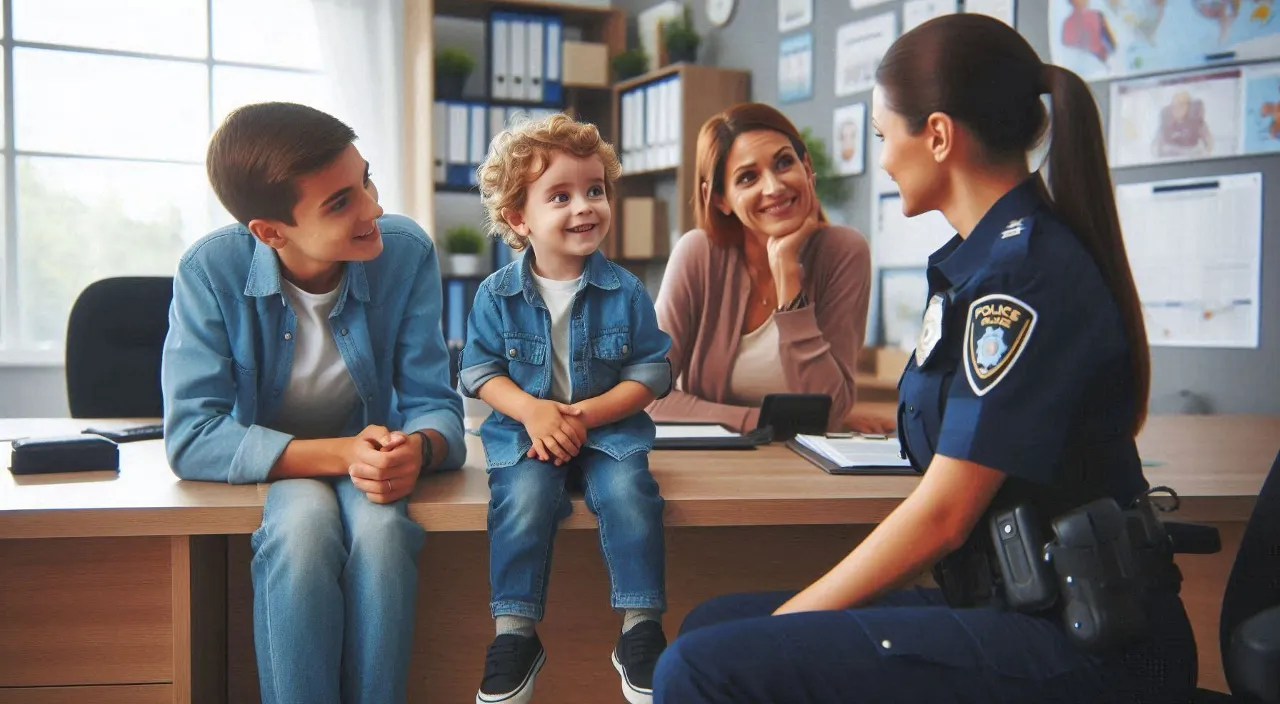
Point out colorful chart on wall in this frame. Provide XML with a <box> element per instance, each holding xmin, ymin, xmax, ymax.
<box><xmin>1243</xmin><ymin>61</ymin><xmax>1280</xmax><ymax>153</ymax></box>
<box><xmin>1048</xmin><ymin>0</ymin><xmax>1280</xmax><ymax>82</ymax></box>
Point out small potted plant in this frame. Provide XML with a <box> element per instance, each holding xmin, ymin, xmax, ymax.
<box><xmin>799</xmin><ymin>127</ymin><xmax>849</xmax><ymax>207</ymax></box>
<box><xmin>661</xmin><ymin>5</ymin><xmax>700</xmax><ymax>65</ymax></box>
<box><xmin>611</xmin><ymin>48</ymin><xmax>650</xmax><ymax>81</ymax></box>
<box><xmin>435</xmin><ymin>47</ymin><xmax>475</xmax><ymax>101</ymax></box>
<box><xmin>444</xmin><ymin>225</ymin><xmax>486</xmax><ymax>275</ymax></box>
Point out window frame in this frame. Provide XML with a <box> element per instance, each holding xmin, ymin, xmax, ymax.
<box><xmin>0</xmin><ymin>0</ymin><xmax>318</xmax><ymax>365</ymax></box>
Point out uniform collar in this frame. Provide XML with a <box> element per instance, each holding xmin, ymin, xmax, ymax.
<box><xmin>492</xmin><ymin>248</ymin><xmax>620</xmax><ymax>299</ymax></box>
<box><xmin>930</xmin><ymin>177</ymin><xmax>1044</xmax><ymax>289</ymax></box>
<box><xmin>243</xmin><ymin>238</ymin><xmax>370</xmax><ymax>304</ymax></box>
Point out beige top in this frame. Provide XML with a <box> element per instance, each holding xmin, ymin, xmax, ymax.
<box><xmin>648</xmin><ymin>225</ymin><xmax>873</xmax><ymax>432</ymax></box>
<box><xmin>725</xmin><ymin>316</ymin><xmax>788</xmax><ymax>406</ymax></box>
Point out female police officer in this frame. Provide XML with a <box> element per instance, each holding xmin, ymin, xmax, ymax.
<box><xmin>650</xmin><ymin>13</ymin><xmax>1198</xmax><ymax>704</ymax></box>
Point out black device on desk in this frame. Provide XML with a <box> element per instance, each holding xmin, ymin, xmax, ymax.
<box><xmin>756</xmin><ymin>393</ymin><xmax>831</xmax><ymax>441</ymax></box>
<box><xmin>82</xmin><ymin>423</ymin><xmax>164</xmax><ymax>443</ymax></box>
<box><xmin>9</xmin><ymin>435</ymin><xmax>119</xmax><ymax>475</ymax></box>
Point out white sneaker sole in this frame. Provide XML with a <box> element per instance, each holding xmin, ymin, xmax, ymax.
<box><xmin>611</xmin><ymin>650</ymin><xmax>654</xmax><ymax>704</ymax></box>
<box><xmin>476</xmin><ymin>649</ymin><xmax>546</xmax><ymax>704</ymax></box>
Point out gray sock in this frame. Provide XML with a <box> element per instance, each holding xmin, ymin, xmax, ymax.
<box><xmin>496</xmin><ymin>615</ymin><xmax>536</xmax><ymax>638</ymax></box>
<box><xmin>622</xmin><ymin>609</ymin><xmax>662</xmax><ymax>634</ymax></box>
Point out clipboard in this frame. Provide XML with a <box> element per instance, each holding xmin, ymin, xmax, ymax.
<box><xmin>786</xmin><ymin>436</ymin><xmax>921</xmax><ymax>476</ymax></box>
<box><xmin>653</xmin><ymin>423</ymin><xmax>767</xmax><ymax>450</ymax></box>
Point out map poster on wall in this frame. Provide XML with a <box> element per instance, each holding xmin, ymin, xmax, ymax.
<box><xmin>1048</xmin><ymin>0</ymin><xmax>1280</xmax><ymax>82</ymax></box>
<box><xmin>1243</xmin><ymin>61</ymin><xmax>1280</xmax><ymax>153</ymax></box>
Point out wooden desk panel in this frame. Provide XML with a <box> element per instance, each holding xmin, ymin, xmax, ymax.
<box><xmin>0</xmin><ymin>685</ymin><xmax>172</xmax><ymax>704</ymax></box>
<box><xmin>0</xmin><ymin>537</ymin><xmax>172</xmax><ymax>687</ymax></box>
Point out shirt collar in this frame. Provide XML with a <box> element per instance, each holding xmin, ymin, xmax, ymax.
<box><xmin>930</xmin><ymin>176</ymin><xmax>1045</xmax><ymax>289</ymax></box>
<box><xmin>492</xmin><ymin>248</ymin><xmax>620</xmax><ymax>299</ymax></box>
<box><xmin>243</xmin><ymin>238</ymin><xmax>370</xmax><ymax>304</ymax></box>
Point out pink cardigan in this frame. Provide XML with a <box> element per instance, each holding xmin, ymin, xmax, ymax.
<box><xmin>647</xmin><ymin>225</ymin><xmax>872</xmax><ymax>432</ymax></box>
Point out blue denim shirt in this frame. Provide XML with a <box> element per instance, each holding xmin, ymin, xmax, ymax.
<box><xmin>458</xmin><ymin>250</ymin><xmax>672</xmax><ymax>469</ymax></box>
<box><xmin>161</xmin><ymin>214</ymin><xmax>466</xmax><ymax>484</ymax></box>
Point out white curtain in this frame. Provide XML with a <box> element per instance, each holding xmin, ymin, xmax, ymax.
<box><xmin>311</xmin><ymin>0</ymin><xmax>406</xmax><ymax>214</ymax></box>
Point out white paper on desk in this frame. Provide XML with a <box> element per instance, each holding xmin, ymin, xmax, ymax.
<box><xmin>873</xmin><ymin>193</ymin><xmax>954</xmax><ymax>268</ymax></box>
<box><xmin>655</xmin><ymin>424</ymin><xmax>739</xmax><ymax>440</ymax></box>
<box><xmin>835</xmin><ymin>13</ymin><xmax>897</xmax><ymax>97</ymax></box>
<box><xmin>795</xmin><ymin>434</ymin><xmax>912</xmax><ymax>468</ymax></box>
<box><xmin>1116</xmin><ymin>173</ymin><xmax>1262</xmax><ymax>348</ymax></box>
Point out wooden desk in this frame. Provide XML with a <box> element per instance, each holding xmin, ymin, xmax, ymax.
<box><xmin>1</xmin><ymin>414</ymin><xmax>1276</xmax><ymax>703</ymax></box>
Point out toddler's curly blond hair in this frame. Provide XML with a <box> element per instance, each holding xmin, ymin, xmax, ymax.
<box><xmin>476</xmin><ymin>113</ymin><xmax>622</xmax><ymax>251</ymax></box>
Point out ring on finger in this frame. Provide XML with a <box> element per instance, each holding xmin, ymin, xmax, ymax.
<box><xmin>385</xmin><ymin>478</ymin><xmax>392</xmax><ymax>493</ymax></box>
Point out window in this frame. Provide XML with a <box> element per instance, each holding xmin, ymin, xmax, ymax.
<box><xmin>0</xmin><ymin>0</ymin><xmax>331</xmax><ymax>362</ymax></box>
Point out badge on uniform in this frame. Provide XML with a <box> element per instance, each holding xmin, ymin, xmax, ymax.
<box><xmin>915</xmin><ymin>293</ymin><xmax>946</xmax><ymax>367</ymax></box>
<box><xmin>964</xmin><ymin>293</ymin><xmax>1037</xmax><ymax>396</ymax></box>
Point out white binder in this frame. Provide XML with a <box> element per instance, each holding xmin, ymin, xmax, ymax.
<box><xmin>469</xmin><ymin>103</ymin><xmax>487</xmax><ymax>182</ymax></box>
<box><xmin>509</xmin><ymin>17</ymin><xmax>528</xmax><ymax>102</ymax></box>
<box><xmin>491</xmin><ymin>14</ymin><xmax>510</xmax><ymax>100</ymax></box>
<box><xmin>432</xmin><ymin>101</ymin><xmax>448</xmax><ymax>184</ymax></box>
<box><xmin>526</xmin><ymin>17</ymin><xmax>545</xmax><ymax>104</ymax></box>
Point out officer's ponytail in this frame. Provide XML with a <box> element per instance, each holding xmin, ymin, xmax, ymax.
<box><xmin>1041</xmin><ymin>65</ymin><xmax>1151</xmax><ymax>433</ymax></box>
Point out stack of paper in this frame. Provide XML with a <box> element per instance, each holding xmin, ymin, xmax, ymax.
<box><xmin>792</xmin><ymin>434</ymin><xmax>912</xmax><ymax>469</ymax></box>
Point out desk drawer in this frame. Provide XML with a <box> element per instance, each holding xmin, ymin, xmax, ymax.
<box><xmin>0</xmin><ymin>684</ymin><xmax>170</xmax><ymax>704</ymax></box>
<box><xmin>0</xmin><ymin>537</ymin><xmax>171</xmax><ymax>687</ymax></box>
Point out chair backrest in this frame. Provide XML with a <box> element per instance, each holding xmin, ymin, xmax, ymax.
<box><xmin>1221</xmin><ymin>447</ymin><xmax>1280</xmax><ymax>691</ymax></box>
<box><xmin>65</xmin><ymin>276</ymin><xmax>174</xmax><ymax>419</ymax></box>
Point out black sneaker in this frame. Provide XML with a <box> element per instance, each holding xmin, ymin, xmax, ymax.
<box><xmin>476</xmin><ymin>633</ymin><xmax>545</xmax><ymax>704</ymax></box>
<box><xmin>611</xmin><ymin>620</ymin><xmax>667</xmax><ymax>704</ymax></box>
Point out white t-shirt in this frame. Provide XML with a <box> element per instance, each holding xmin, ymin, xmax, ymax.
<box><xmin>726</xmin><ymin>316</ymin><xmax>789</xmax><ymax>406</ymax></box>
<box><xmin>531</xmin><ymin>273</ymin><xmax>581</xmax><ymax>403</ymax></box>
<box><xmin>273</xmin><ymin>277</ymin><xmax>360</xmax><ymax>439</ymax></box>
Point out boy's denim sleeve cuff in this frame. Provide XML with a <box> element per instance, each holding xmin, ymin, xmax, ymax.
<box><xmin>404</xmin><ymin>408</ymin><xmax>468</xmax><ymax>470</ymax></box>
<box><xmin>459</xmin><ymin>363</ymin><xmax>505</xmax><ymax>399</ymax></box>
<box><xmin>228</xmin><ymin>425</ymin><xmax>293</xmax><ymax>485</ymax></box>
<box><xmin>621</xmin><ymin>360</ymin><xmax>672</xmax><ymax>400</ymax></box>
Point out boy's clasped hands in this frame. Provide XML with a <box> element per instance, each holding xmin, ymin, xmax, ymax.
<box><xmin>519</xmin><ymin>398</ymin><xmax>588</xmax><ymax>465</ymax></box>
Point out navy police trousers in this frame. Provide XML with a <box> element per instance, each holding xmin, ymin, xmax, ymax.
<box><xmin>653</xmin><ymin>587</ymin><xmax>1197</xmax><ymax>703</ymax></box>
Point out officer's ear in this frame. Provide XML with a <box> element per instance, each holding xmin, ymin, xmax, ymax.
<box><xmin>924</xmin><ymin>112</ymin><xmax>955</xmax><ymax>164</ymax></box>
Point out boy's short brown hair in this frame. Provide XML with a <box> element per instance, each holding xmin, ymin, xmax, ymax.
<box><xmin>207</xmin><ymin>102</ymin><xmax>357</xmax><ymax>225</ymax></box>
<box><xmin>476</xmin><ymin>113</ymin><xmax>621</xmax><ymax>251</ymax></box>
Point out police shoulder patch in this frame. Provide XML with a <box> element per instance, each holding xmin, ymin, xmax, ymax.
<box><xmin>964</xmin><ymin>293</ymin><xmax>1037</xmax><ymax>397</ymax></box>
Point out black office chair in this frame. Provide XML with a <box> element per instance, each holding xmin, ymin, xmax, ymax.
<box><xmin>65</xmin><ymin>276</ymin><xmax>173</xmax><ymax>418</ymax></box>
<box><xmin>1189</xmin><ymin>447</ymin><xmax>1280</xmax><ymax>703</ymax></box>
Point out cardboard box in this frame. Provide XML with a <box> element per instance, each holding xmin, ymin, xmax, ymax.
<box><xmin>622</xmin><ymin>197</ymin><xmax>656</xmax><ymax>259</ymax></box>
<box><xmin>562</xmin><ymin>41</ymin><xmax>609</xmax><ymax>87</ymax></box>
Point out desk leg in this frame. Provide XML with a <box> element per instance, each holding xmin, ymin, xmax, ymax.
<box><xmin>171</xmin><ymin>535</ymin><xmax>227</xmax><ymax>704</ymax></box>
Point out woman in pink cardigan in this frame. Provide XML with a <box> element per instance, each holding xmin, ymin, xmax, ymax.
<box><xmin>648</xmin><ymin>103</ymin><xmax>892</xmax><ymax>434</ymax></box>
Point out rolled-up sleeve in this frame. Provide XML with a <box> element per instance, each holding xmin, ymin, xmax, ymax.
<box><xmin>622</xmin><ymin>279</ymin><xmax>673</xmax><ymax>399</ymax></box>
<box><xmin>458</xmin><ymin>281</ymin><xmax>509</xmax><ymax>398</ymax></box>
<box><xmin>162</xmin><ymin>260</ymin><xmax>291</xmax><ymax>484</ymax></box>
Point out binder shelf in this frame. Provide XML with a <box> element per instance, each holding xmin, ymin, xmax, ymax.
<box><xmin>611</xmin><ymin>64</ymin><xmax>751</xmax><ymax>263</ymax></box>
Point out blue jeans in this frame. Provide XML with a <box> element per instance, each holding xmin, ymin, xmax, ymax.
<box><xmin>488</xmin><ymin>448</ymin><xmax>665</xmax><ymax>620</ymax></box>
<box><xmin>653</xmin><ymin>587</ymin><xmax>1198</xmax><ymax>704</ymax></box>
<box><xmin>250</xmin><ymin>477</ymin><xmax>427</xmax><ymax>704</ymax></box>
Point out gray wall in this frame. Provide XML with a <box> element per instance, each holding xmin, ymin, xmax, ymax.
<box><xmin>614</xmin><ymin>0</ymin><xmax>1279</xmax><ymax>415</ymax></box>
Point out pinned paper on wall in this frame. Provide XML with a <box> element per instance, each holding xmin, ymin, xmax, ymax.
<box><xmin>779</xmin><ymin>32</ymin><xmax>814</xmax><ymax>104</ymax></box>
<box><xmin>835</xmin><ymin>13</ymin><xmax>897</xmax><ymax>97</ymax></box>
<box><xmin>779</xmin><ymin>0</ymin><xmax>813</xmax><ymax>32</ymax></box>
<box><xmin>903</xmin><ymin>0</ymin><xmax>958</xmax><ymax>32</ymax></box>
<box><xmin>873</xmin><ymin>193</ymin><xmax>954</xmax><ymax>269</ymax></box>
<box><xmin>963</xmin><ymin>0</ymin><xmax>1015</xmax><ymax>27</ymax></box>
<box><xmin>832</xmin><ymin>103</ymin><xmax>866</xmax><ymax>176</ymax></box>
<box><xmin>1116</xmin><ymin>173</ymin><xmax>1262</xmax><ymax>349</ymax></box>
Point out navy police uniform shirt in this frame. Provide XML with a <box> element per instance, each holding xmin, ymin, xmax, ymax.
<box><xmin>898</xmin><ymin>177</ymin><xmax>1148</xmax><ymax>505</ymax></box>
